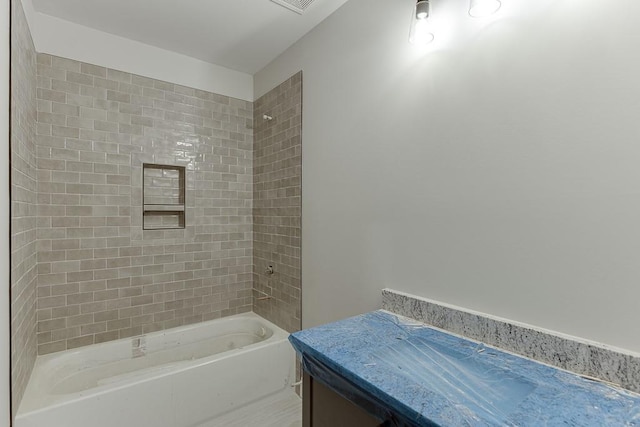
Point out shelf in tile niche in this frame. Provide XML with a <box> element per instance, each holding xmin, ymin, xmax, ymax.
<box><xmin>143</xmin><ymin>205</ymin><xmax>185</xmax><ymax>212</ymax></box>
<box><xmin>143</xmin><ymin>163</ymin><xmax>185</xmax><ymax>230</ymax></box>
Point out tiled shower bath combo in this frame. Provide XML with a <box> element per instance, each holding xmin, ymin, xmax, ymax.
<box><xmin>10</xmin><ymin>0</ymin><xmax>303</xmax><ymax>424</ymax></box>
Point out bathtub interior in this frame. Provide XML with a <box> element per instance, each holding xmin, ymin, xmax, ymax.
<box><xmin>18</xmin><ymin>312</ymin><xmax>293</xmax><ymax>417</ymax></box>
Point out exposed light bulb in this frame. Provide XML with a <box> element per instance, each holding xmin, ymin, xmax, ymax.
<box><xmin>409</xmin><ymin>0</ymin><xmax>434</xmax><ymax>45</ymax></box>
<box><xmin>415</xmin><ymin>0</ymin><xmax>429</xmax><ymax>19</ymax></box>
<box><xmin>469</xmin><ymin>0</ymin><xmax>501</xmax><ymax>17</ymax></box>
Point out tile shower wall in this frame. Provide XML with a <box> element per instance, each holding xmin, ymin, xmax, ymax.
<box><xmin>11</xmin><ymin>0</ymin><xmax>38</xmax><ymax>412</ymax></box>
<box><xmin>35</xmin><ymin>53</ymin><xmax>253</xmax><ymax>354</ymax></box>
<box><xmin>253</xmin><ymin>72</ymin><xmax>302</xmax><ymax>333</ymax></box>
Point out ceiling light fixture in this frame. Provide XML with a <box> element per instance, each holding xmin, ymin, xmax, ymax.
<box><xmin>409</xmin><ymin>0</ymin><xmax>434</xmax><ymax>45</ymax></box>
<box><xmin>468</xmin><ymin>0</ymin><xmax>502</xmax><ymax>17</ymax></box>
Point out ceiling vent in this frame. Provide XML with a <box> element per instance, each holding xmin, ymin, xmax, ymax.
<box><xmin>270</xmin><ymin>0</ymin><xmax>315</xmax><ymax>14</ymax></box>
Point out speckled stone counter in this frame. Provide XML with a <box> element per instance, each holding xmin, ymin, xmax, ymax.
<box><xmin>289</xmin><ymin>310</ymin><xmax>640</xmax><ymax>426</ymax></box>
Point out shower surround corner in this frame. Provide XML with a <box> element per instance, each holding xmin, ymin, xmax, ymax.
<box><xmin>252</xmin><ymin>72</ymin><xmax>302</xmax><ymax>334</ymax></box>
<box><xmin>11</xmin><ymin>0</ymin><xmax>39</xmax><ymax>414</ymax></box>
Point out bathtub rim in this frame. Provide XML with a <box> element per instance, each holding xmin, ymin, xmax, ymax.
<box><xmin>17</xmin><ymin>311</ymin><xmax>293</xmax><ymax>417</ymax></box>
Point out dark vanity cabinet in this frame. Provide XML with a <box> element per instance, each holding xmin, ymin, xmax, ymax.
<box><xmin>303</xmin><ymin>373</ymin><xmax>382</xmax><ymax>427</ymax></box>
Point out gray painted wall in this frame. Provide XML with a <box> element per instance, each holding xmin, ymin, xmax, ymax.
<box><xmin>255</xmin><ymin>0</ymin><xmax>640</xmax><ymax>353</ymax></box>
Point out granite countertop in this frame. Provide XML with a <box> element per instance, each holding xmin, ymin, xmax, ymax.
<box><xmin>289</xmin><ymin>310</ymin><xmax>640</xmax><ymax>426</ymax></box>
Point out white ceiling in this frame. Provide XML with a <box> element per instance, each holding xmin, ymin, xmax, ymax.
<box><xmin>31</xmin><ymin>0</ymin><xmax>349</xmax><ymax>74</ymax></box>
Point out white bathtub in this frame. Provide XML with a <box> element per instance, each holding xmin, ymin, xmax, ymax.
<box><xmin>16</xmin><ymin>313</ymin><xmax>296</xmax><ymax>427</ymax></box>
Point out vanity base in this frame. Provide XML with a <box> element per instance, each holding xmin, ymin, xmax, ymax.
<box><xmin>303</xmin><ymin>373</ymin><xmax>381</xmax><ymax>427</ymax></box>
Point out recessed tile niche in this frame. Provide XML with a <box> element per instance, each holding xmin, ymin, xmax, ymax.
<box><xmin>143</xmin><ymin>163</ymin><xmax>186</xmax><ymax>230</ymax></box>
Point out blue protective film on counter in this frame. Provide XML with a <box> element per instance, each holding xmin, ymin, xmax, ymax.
<box><xmin>374</xmin><ymin>336</ymin><xmax>535</xmax><ymax>425</ymax></box>
<box><xmin>289</xmin><ymin>310</ymin><xmax>640</xmax><ymax>427</ymax></box>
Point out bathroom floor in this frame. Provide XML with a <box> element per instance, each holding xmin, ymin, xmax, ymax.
<box><xmin>196</xmin><ymin>389</ymin><xmax>302</xmax><ymax>427</ymax></box>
